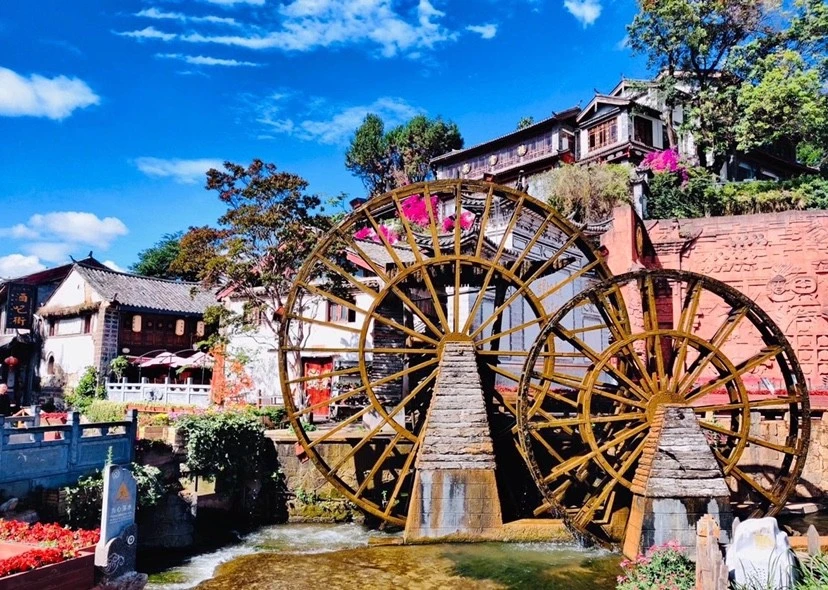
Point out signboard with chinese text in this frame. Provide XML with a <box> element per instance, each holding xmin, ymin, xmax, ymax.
<box><xmin>5</xmin><ymin>283</ymin><xmax>35</xmax><ymax>330</ymax></box>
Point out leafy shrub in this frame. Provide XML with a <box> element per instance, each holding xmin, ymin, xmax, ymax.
<box><xmin>64</xmin><ymin>366</ymin><xmax>106</xmax><ymax>414</ymax></box>
<box><xmin>536</xmin><ymin>163</ymin><xmax>630</xmax><ymax>222</ymax></box>
<box><xmin>83</xmin><ymin>400</ymin><xmax>128</xmax><ymax>423</ymax></box>
<box><xmin>175</xmin><ymin>411</ymin><xmax>274</xmax><ymax>488</ymax></box>
<box><xmin>616</xmin><ymin>541</ymin><xmax>695</xmax><ymax>590</ymax></box>
<box><xmin>646</xmin><ymin>172</ymin><xmax>828</xmax><ymax>219</ymax></box>
<box><xmin>251</xmin><ymin>405</ymin><xmax>287</xmax><ymax>428</ymax></box>
<box><xmin>62</xmin><ymin>464</ymin><xmax>164</xmax><ymax>530</ymax></box>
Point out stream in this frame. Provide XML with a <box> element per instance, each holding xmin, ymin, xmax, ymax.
<box><xmin>144</xmin><ymin>523</ymin><xmax>620</xmax><ymax>590</ymax></box>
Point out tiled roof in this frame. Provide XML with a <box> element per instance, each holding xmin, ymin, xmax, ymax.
<box><xmin>73</xmin><ymin>264</ymin><xmax>216</xmax><ymax>315</ymax></box>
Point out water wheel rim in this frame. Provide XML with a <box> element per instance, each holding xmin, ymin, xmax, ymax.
<box><xmin>517</xmin><ymin>268</ymin><xmax>810</xmax><ymax>547</ymax></box>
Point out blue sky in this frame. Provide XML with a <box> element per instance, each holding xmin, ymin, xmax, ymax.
<box><xmin>0</xmin><ymin>0</ymin><xmax>648</xmax><ymax>277</ymax></box>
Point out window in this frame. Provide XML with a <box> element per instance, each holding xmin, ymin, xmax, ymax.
<box><xmin>634</xmin><ymin>117</ymin><xmax>654</xmax><ymax>146</ymax></box>
<box><xmin>56</xmin><ymin>317</ymin><xmax>82</xmax><ymax>335</ymax></box>
<box><xmin>587</xmin><ymin>118</ymin><xmax>618</xmax><ymax>151</ymax></box>
<box><xmin>83</xmin><ymin>315</ymin><xmax>93</xmax><ymax>334</ymax></box>
<box><xmin>46</xmin><ymin>355</ymin><xmax>55</xmax><ymax>375</ymax></box>
<box><xmin>327</xmin><ymin>302</ymin><xmax>356</xmax><ymax>323</ymax></box>
<box><xmin>48</xmin><ymin>320</ymin><xmax>56</xmax><ymax>336</ymax></box>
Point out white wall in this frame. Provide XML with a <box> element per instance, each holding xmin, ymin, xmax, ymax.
<box><xmin>39</xmin><ymin>269</ymin><xmax>104</xmax><ymax>386</ymax></box>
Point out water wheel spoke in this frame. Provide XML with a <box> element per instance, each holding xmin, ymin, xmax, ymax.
<box><xmin>730</xmin><ymin>465</ymin><xmax>781</xmax><ymax>506</ymax></box>
<box><xmin>391</xmin><ymin>193</ymin><xmax>451</xmax><ymax>334</ymax></box>
<box><xmin>536</xmin><ymin>258</ymin><xmax>601</xmax><ymax>303</ymax></box>
<box><xmin>423</xmin><ymin>182</ymin><xmax>442</xmax><ymax>256</ymax></box>
<box><xmin>699</xmin><ymin>420</ymin><xmax>797</xmax><ymax>455</ymax></box>
<box><xmin>589</xmin><ymin>289</ymin><xmax>656</xmax><ymax>396</ymax></box>
<box><xmin>463</xmin><ymin>196</ymin><xmax>528</xmax><ymax>334</ymax></box>
<box><xmin>382</xmin><ymin>438</ymin><xmax>421</xmax><ymax>517</ymax></box>
<box><xmin>474</xmin><ymin>184</ymin><xmax>496</xmax><ymax>257</ymax></box>
<box><xmin>313</xmin><ymin>253</ymin><xmax>379</xmax><ymax>299</ymax></box>
<box><xmin>684</xmin><ymin>346</ymin><xmax>784</xmax><ymax>403</ymax></box>
<box><xmin>453</xmin><ymin>185</ymin><xmax>462</xmax><ymax>333</ymax></box>
<box><xmin>283</xmin><ymin>314</ymin><xmax>362</xmax><ymax>334</ymax></box>
<box><xmin>295</xmin><ymin>357</ymin><xmax>438</xmax><ymax>419</ymax></box>
<box><xmin>354</xmin><ymin>432</ymin><xmax>405</xmax><ymax>498</ymax></box>
<box><xmin>542</xmin><ymin>422</ymin><xmax>649</xmax><ymax>484</ymax></box>
<box><xmin>667</xmin><ymin>279</ymin><xmax>703</xmax><ymax>392</ymax></box>
<box><xmin>287</xmin><ymin>366</ymin><xmax>362</xmax><ymax>386</ymax></box>
<box><xmin>531</xmin><ymin>412</ymin><xmax>644</xmax><ymax>430</ymax></box>
<box><xmin>692</xmin><ymin>396</ymin><xmax>801</xmax><ymax>413</ymax></box>
<box><xmin>336</xmin><ymin>229</ymin><xmax>445</xmax><ymax>339</ymax></box>
<box><xmin>299</xmin><ymin>280</ymin><xmax>440</xmax><ymax>347</ymax></box>
<box><xmin>641</xmin><ymin>275</ymin><xmax>668</xmax><ymax>388</ymax></box>
<box><xmin>508</xmin><ymin>214</ymin><xmax>553</xmax><ymax>274</ymax></box>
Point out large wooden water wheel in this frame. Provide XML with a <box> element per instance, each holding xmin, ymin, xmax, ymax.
<box><xmin>516</xmin><ymin>269</ymin><xmax>810</xmax><ymax>547</ymax></box>
<box><xmin>278</xmin><ymin>180</ymin><xmax>614</xmax><ymax>526</ymax></box>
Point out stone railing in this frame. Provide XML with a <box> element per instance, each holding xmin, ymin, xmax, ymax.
<box><xmin>0</xmin><ymin>408</ymin><xmax>137</xmax><ymax>497</ymax></box>
<box><xmin>106</xmin><ymin>379</ymin><xmax>211</xmax><ymax>407</ymax></box>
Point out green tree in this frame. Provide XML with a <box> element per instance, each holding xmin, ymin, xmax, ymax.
<box><xmin>171</xmin><ymin>159</ymin><xmax>346</xmax><ymax>405</ymax></box>
<box><xmin>345</xmin><ymin>114</ymin><xmax>463</xmax><ymax>196</ymax></box>
<box><xmin>627</xmin><ymin>0</ymin><xmax>828</xmax><ymax>171</ymax></box>
<box><xmin>130</xmin><ymin>231</ymin><xmax>197</xmax><ymax>281</ymax></box>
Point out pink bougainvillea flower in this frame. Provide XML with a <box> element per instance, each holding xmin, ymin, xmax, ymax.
<box><xmin>442</xmin><ymin>210</ymin><xmax>476</xmax><ymax>232</ymax></box>
<box><xmin>377</xmin><ymin>224</ymin><xmax>399</xmax><ymax>244</ymax></box>
<box><xmin>354</xmin><ymin>227</ymin><xmax>376</xmax><ymax>241</ymax></box>
<box><xmin>401</xmin><ymin>194</ymin><xmax>440</xmax><ymax>227</ymax></box>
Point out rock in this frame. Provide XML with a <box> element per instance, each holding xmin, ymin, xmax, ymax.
<box><xmin>726</xmin><ymin>517</ymin><xmax>795</xmax><ymax>589</ymax></box>
<box><xmin>0</xmin><ymin>498</ymin><xmax>19</xmax><ymax>513</ymax></box>
<box><xmin>91</xmin><ymin>571</ymin><xmax>148</xmax><ymax>590</ymax></box>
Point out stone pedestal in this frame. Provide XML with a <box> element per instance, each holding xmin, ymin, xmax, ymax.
<box><xmin>623</xmin><ymin>405</ymin><xmax>732</xmax><ymax>559</ymax></box>
<box><xmin>404</xmin><ymin>340</ymin><xmax>503</xmax><ymax>542</ymax></box>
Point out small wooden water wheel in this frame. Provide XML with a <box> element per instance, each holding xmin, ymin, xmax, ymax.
<box><xmin>516</xmin><ymin>269</ymin><xmax>810</xmax><ymax>547</ymax></box>
<box><xmin>278</xmin><ymin>180</ymin><xmax>614</xmax><ymax>526</ymax></box>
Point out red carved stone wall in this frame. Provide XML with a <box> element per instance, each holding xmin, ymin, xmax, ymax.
<box><xmin>603</xmin><ymin>206</ymin><xmax>828</xmax><ymax>392</ymax></box>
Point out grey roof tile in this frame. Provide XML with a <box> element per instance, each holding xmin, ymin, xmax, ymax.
<box><xmin>73</xmin><ymin>264</ymin><xmax>216</xmax><ymax>314</ymax></box>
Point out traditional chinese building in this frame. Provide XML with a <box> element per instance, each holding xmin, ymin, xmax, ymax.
<box><xmin>38</xmin><ymin>262</ymin><xmax>215</xmax><ymax>390</ymax></box>
<box><xmin>0</xmin><ymin>255</ymin><xmax>108</xmax><ymax>405</ymax></box>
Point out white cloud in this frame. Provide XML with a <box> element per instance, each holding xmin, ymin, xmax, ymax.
<box><xmin>28</xmin><ymin>212</ymin><xmax>128</xmax><ymax>250</ymax></box>
<box><xmin>103</xmin><ymin>260</ymin><xmax>125</xmax><ymax>272</ymax></box>
<box><xmin>179</xmin><ymin>0</ymin><xmax>456</xmax><ymax>58</ymax></box>
<box><xmin>205</xmin><ymin>0</ymin><xmax>265</xmax><ymax>4</ymax></box>
<box><xmin>157</xmin><ymin>53</ymin><xmax>260</xmax><ymax>67</ymax></box>
<box><xmin>0</xmin><ymin>254</ymin><xmax>46</xmax><ymax>279</ymax></box>
<box><xmin>564</xmin><ymin>0</ymin><xmax>602</xmax><ymax>27</ymax></box>
<box><xmin>116</xmin><ymin>26</ymin><xmax>177</xmax><ymax>41</ymax></box>
<box><xmin>0</xmin><ymin>224</ymin><xmax>39</xmax><ymax>240</ymax></box>
<box><xmin>257</xmin><ymin>95</ymin><xmax>419</xmax><ymax>145</ymax></box>
<box><xmin>136</xmin><ymin>8</ymin><xmax>239</xmax><ymax>26</ymax></box>
<box><xmin>134</xmin><ymin>157</ymin><xmax>223</xmax><ymax>184</ymax></box>
<box><xmin>24</xmin><ymin>242</ymin><xmax>74</xmax><ymax>264</ymax></box>
<box><xmin>466</xmin><ymin>24</ymin><xmax>497</xmax><ymax>40</ymax></box>
<box><xmin>0</xmin><ymin>67</ymin><xmax>99</xmax><ymax>120</ymax></box>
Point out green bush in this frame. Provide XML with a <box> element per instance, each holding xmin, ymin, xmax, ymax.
<box><xmin>646</xmin><ymin>172</ymin><xmax>828</xmax><ymax>219</ymax></box>
<box><xmin>64</xmin><ymin>366</ymin><xmax>107</xmax><ymax>414</ymax></box>
<box><xmin>175</xmin><ymin>411</ymin><xmax>274</xmax><ymax>488</ymax></box>
<box><xmin>62</xmin><ymin>463</ymin><xmax>165</xmax><ymax>529</ymax></box>
<box><xmin>250</xmin><ymin>405</ymin><xmax>287</xmax><ymax>428</ymax></box>
<box><xmin>616</xmin><ymin>541</ymin><xmax>695</xmax><ymax>590</ymax></box>
<box><xmin>83</xmin><ymin>400</ymin><xmax>128</xmax><ymax>423</ymax></box>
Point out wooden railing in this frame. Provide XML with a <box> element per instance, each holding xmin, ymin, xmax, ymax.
<box><xmin>106</xmin><ymin>379</ymin><xmax>211</xmax><ymax>407</ymax></box>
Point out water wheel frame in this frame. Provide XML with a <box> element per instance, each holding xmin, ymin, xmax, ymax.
<box><xmin>516</xmin><ymin>269</ymin><xmax>811</xmax><ymax>547</ymax></box>
<box><xmin>278</xmin><ymin>179</ymin><xmax>614</xmax><ymax>526</ymax></box>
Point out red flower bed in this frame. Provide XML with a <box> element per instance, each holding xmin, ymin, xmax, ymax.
<box><xmin>0</xmin><ymin>520</ymin><xmax>99</xmax><ymax>577</ymax></box>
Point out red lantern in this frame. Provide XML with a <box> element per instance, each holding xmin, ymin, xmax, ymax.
<box><xmin>4</xmin><ymin>356</ymin><xmax>18</xmax><ymax>368</ymax></box>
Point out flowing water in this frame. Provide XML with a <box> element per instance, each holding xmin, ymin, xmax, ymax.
<box><xmin>145</xmin><ymin>523</ymin><xmax>620</xmax><ymax>590</ymax></box>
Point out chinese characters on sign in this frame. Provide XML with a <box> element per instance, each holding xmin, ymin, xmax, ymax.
<box><xmin>5</xmin><ymin>283</ymin><xmax>34</xmax><ymax>330</ymax></box>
